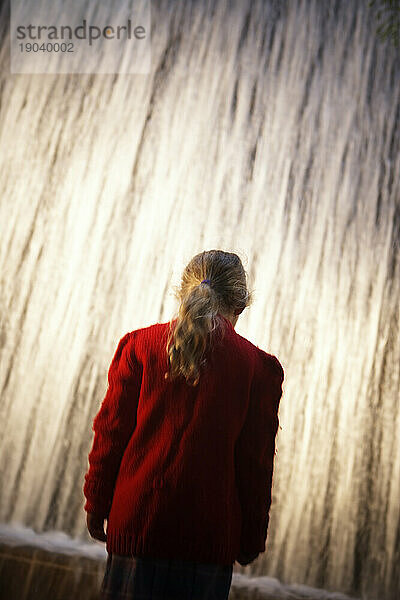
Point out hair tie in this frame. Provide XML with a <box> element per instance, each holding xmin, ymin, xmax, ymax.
<box><xmin>200</xmin><ymin>278</ymin><xmax>211</xmax><ymax>285</ymax></box>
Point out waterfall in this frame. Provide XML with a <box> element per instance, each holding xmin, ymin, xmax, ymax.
<box><xmin>0</xmin><ymin>1</ymin><xmax>399</xmax><ymax>599</ymax></box>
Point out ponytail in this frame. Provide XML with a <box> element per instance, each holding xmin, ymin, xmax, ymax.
<box><xmin>165</xmin><ymin>250</ymin><xmax>252</xmax><ymax>386</ymax></box>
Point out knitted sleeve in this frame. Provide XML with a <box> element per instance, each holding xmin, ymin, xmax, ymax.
<box><xmin>234</xmin><ymin>349</ymin><xmax>284</xmax><ymax>557</ymax></box>
<box><xmin>83</xmin><ymin>331</ymin><xmax>142</xmax><ymax>518</ymax></box>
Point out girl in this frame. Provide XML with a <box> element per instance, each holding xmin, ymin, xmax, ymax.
<box><xmin>83</xmin><ymin>249</ymin><xmax>284</xmax><ymax>600</ymax></box>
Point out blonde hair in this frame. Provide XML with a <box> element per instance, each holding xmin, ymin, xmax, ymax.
<box><xmin>165</xmin><ymin>250</ymin><xmax>253</xmax><ymax>386</ymax></box>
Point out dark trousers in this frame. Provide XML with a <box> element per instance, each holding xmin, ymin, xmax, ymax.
<box><xmin>100</xmin><ymin>553</ymin><xmax>233</xmax><ymax>600</ymax></box>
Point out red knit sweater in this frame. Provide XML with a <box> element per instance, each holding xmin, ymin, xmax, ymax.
<box><xmin>83</xmin><ymin>314</ymin><xmax>284</xmax><ymax>566</ymax></box>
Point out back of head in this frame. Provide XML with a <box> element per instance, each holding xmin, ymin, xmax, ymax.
<box><xmin>165</xmin><ymin>249</ymin><xmax>253</xmax><ymax>386</ymax></box>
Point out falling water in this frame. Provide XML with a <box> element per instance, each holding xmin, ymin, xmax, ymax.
<box><xmin>0</xmin><ymin>1</ymin><xmax>399</xmax><ymax>599</ymax></box>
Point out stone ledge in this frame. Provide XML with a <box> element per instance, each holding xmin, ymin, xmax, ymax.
<box><xmin>0</xmin><ymin>542</ymin><xmax>104</xmax><ymax>600</ymax></box>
